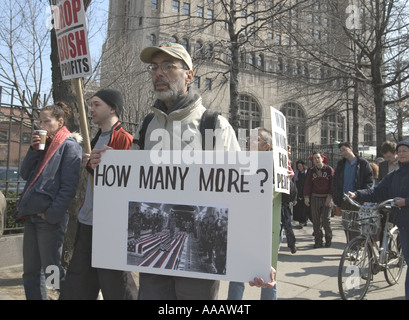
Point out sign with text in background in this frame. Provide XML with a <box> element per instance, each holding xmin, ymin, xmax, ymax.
<box><xmin>271</xmin><ymin>106</ymin><xmax>290</xmax><ymax>194</ymax></box>
<box><xmin>53</xmin><ymin>0</ymin><xmax>92</xmax><ymax>80</ymax></box>
<box><xmin>92</xmin><ymin>150</ymin><xmax>273</xmax><ymax>283</ymax></box>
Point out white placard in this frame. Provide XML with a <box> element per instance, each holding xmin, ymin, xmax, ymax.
<box><xmin>271</xmin><ymin>106</ymin><xmax>290</xmax><ymax>194</ymax></box>
<box><xmin>52</xmin><ymin>0</ymin><xmax>92</xmax><ymax>80</ymax></box>
<box><xmin>92</xmin><ymin>150</ymin><xmax>273</xmax><ymax>283</ymax></box>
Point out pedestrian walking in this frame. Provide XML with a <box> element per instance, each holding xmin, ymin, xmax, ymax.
<box><xmin>293</xmin><ymin>160</ymin><xmax>308</xmax><ymax>228</ymax></box>
<box><xmin>378</xmin><ymin>141</ymin><xmax>399</xmax><ymax>182</ymax></box>
<box><xmin>333</xmin><ymin>142</ymin><xmax>373</xmax><ymax>243</ymax></box>
<box><xmin>303</xmin><ymin>152</ymin><xmax>334</xmax><ymax>248</ymax></box>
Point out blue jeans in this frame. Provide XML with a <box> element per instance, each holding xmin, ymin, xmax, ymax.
<box><xmin>398</xmin><ymin>226</ymin><xmax>409</xmax><ymax>300</ymax></box>
<box><xmin>23</xmin><ymin>214</ymin><xmax>68</xmax><ymax>300</ymax></box>
<box><xmin>227</xmin><ymin>281</ymin><xmax>277</xmax><ymax>300</ymax></box>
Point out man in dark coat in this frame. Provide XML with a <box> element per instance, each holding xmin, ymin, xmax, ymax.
<box><xmin>333</xmin><ymin>142</ymin><xmax>373</xmax><ymax>243</ymax></box>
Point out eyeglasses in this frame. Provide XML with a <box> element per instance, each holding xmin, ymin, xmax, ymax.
<box><xmin>147</xmin><ymin>62</ymin><xmax>186</xmax><ymax>74</ymax></box>
<box><xmin>397</xmin><ymin>150</ymin><xmax>409</xmax><ymax>154</ymax></box>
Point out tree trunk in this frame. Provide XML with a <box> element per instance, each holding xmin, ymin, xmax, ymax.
<box><xmin>352</xmin><ymin>79</ymin><xmax>359</xmax><ymax>151</ymax></box>
<box><xmin>227</xmin><ymin>0</ymin><xmax>240</xmax><ymax>134</ymax></box>
<box><xmin>372</xmin><ymin>45</ymin><xmax>386</xmax><ymax>157</ymax></box>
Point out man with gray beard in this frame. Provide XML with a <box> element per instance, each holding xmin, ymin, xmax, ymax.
<box><xmin>88</xmin><ymin>42</ymin><xmax>276</xmax><ymax>300</ymax></box>
<box><xmin>132</xmin><ymin>41</ymin><xmax>240</xmax><ymax>299</ymax></box>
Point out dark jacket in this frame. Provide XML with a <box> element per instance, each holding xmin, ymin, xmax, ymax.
<box><xmin>282</xmin><ymin>180</ymin><xmax>297</xmax><ymax>205</ymax></box>
<box><xmin>333</xmin><ymin>154</ymin><xmax>373</xmax><ymax>207</ymax></box>
<box><xmin>17</xmin><ymin>133</ymin><xmax>82</xmax><ymax>224</ymax></box>
<box><xmin>355</xmin><ymin>161</ymin><xmax>409</xmax><ymax>229</ymax></box>
<box><xmin>378</xmin><ymin>160</ymin><xmax>399</xmax><ymax>182</ymax></box>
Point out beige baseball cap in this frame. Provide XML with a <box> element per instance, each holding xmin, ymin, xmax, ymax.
<box><xmin>140</xmin><ymin>41</ymin><xmax>193</xmax><ymax>70</ymax></box>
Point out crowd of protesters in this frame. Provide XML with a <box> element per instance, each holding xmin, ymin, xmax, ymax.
<box><xmin>10</xmin><ymin>39</ymin><xmax>408</xmax><ymax>300</ymax></box>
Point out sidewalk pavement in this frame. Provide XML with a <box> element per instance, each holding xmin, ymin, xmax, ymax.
<box><xmin>220</xmin><ymin>215</ymin><xmax>406</xmax><ymax>300</ymax></box>
<box><xmin>0</xmin><ymin>216</ymin><xmax>406</xmax><ymax>300</ymax></box>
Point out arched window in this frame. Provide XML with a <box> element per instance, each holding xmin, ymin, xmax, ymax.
<box><xmin>195</xmin><ymin>41</ymin><xmax>203</xmax><ymax>57</ymax></box>
<box><xmin>249</xmin><ymin>53</ymin><xmax>255</xmax><ymax>66</ymax></box>
<box><xmin>170</xmin><ymin>36</ymin><xmax>178</xmax><ymax>43</ymax></box>
<box><xmin>257</xmin><ymin>55</ymin><xmax>264</xmax><ymax>70</ymax></box>
<box><xmin>204</xmin><ymin>44</ymin><xmax>213</xmax><ymax>60</ymax></box>
<box><xmin>281</xmin><ymin>103</ymin><xmax>307</xmax><ymax>146</ymax></box>
<box><xmin>321</xmin><ymin>113</ymin><xmax>345</xmax><ymax>144</ymax></box>
<box><xmin>181</xmin><ymin>38</ymin><xmax>189</xmax><ymax>52</ymax></box>
<box><xmin>238</xmin><ymin>95</ymin><xmax>262</xmax><ymax>141</ymax></box>
<box><xmin>150</xmin><ymin>34</ymin><xmax>156</xmax><ymax>46</ymax></box>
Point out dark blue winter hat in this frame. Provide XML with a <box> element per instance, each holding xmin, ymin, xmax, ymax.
<box><xmin>396</xmin><ymin>140</ymin><xmax>409</xmax><ymax>151</ymax></box>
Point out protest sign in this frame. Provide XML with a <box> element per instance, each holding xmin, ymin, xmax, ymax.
<box><xmin>92</xmin><ymin>150</ymin><xmax>273</xmax><ymax>283</ymax></box>
<box><xmin>271</xmin><ymin>107</ymin><xmax>290</xmax><ymax>194</ymax></box>
<box><xmin>51</xmin><ymin>0</ymin><xmax>92</xmax><ymax>153</ymax></box>
<box><xmin>52</xmin><ymin>0</ymin><xmax>92</xmax><ymax>80</ymax></box>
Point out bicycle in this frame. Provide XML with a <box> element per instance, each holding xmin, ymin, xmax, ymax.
<box><xmin>338</xmin><ymin>193</ymin><xmax>405</xmax><ymax>300</ymax></box>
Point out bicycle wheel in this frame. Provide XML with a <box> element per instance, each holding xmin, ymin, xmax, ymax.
<box><xmin>384</xmin><ymin>227</ymin><xmax>404</xmax><ymax>285</ymax></box>
<box><xmin>338</xmin><ymin>236</ymin><xmax>372</xmax><ymax>300</ymax></box>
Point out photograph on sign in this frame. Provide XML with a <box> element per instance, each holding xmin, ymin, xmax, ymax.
<box><xmin>127</xmin><ymin>201</ymin><xmax>228</xmax><ymax>276</ymax></box>
<box><xmin>92</xmin><ymin>150</ymin><xmax>273</xmax><ymax>282</ymax></box>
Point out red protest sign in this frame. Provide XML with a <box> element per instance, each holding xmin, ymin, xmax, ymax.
<box><xmin>52</xmin><ymin>0</ymin><xmax>92</xmax><ymax>80</ymax></box>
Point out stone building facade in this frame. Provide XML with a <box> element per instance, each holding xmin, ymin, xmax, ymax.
<box><xmin>101</xmin><ymin>0</ymin><xmax>376</xmax><ymax>149</ymax></box>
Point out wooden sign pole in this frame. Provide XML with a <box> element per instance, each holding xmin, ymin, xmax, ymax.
<box><xmin>72</xmin><ymin>78</ymin><xmax>91</xmax><ymax>155</ymax></box>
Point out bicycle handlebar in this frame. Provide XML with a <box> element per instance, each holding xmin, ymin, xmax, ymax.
<box><xmin>342</xmin><ymin>193</ymin><xmax>395</xmax><ymax>210</ymax></box>
<box><xmin>342</xmin><ymin>193</ymin><xmax>361</xmax><ymax>208</ymax></box>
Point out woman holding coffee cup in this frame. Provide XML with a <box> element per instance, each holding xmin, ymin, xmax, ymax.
<box><xmin>16</xmin><ymin>102</ymin><xmax>82</xmax><ymax>300</ymax></box>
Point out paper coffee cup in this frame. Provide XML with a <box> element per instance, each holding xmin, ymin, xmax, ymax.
<box><xmin>35</xmin><ymin>130</ymin><xmax>47</xmax><ymax>150</ymax></box>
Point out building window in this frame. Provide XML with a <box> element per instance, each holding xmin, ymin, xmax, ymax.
<box><xmin>194</xmin><ymin>76</ymin><xmax>201</xmax><ymax>89</ymax></box>
<box><xmin>276</xmin><ymin>58</ymin><xmax>283</xmax><ymax>73</ymax></box>
<box><xmin>150</xmin><ymin>34</ymin><xmax>156</xmax><ymax>46</ymax></box>
<box><xmin>249</xmin><ymin>53</ymin><xmax>255</xmax><ymax>66</ymax></box>
<box><xmin>321</xmin><ymin>113</ymin><xmax>345</xmax><ymax>144</ymax></box>
<box><xmin>238</xmin><ymin>95</ymin><xmax>262</xmax><ymax>141</ymax></box>
<box><xmin>276</xmin><ymin>34</ymin><xmax>281</xmax><ymax>45</ymax></box>
<box><xmin>152</xmin><ymin>0</ymin><xmax>158</xmax><ymax>10</ymax></box>
<box><xmin>197</xmin><ymin>6</ymin><xmax>203</xmax><ymax>18</ymax></box>
<box><xmin>205</xmin><ymin>78</ymin><xmax>212</xmax><ymax>91</ymax></box>
<box><xmin>172</xmin><ymin>0</ymin><xmax>180</xmax><ymax>13</ymax></box>
<box><xmin>182</xmin><ymin>38</ymin><xmax>189</xmax><ymax>52</ymax></box>
<box><xmin>257</xmin><ymin>55</ymin><xmax>264</xmax><ymax>70</ymax></box>
<box><xmin>183</xmin><ymin>3</ymin><xmax>190</xmax><ymax>15</ymax></box>
<box><xmin>207</xmin><ymin>9</ymin><xmax>214</xmax><ymax>20</ymax></box>
<box><xmin>195</xmin><ymin>41</ymin><xmax>203</xmax><ymax>57</ymax></box>
<box><xmin>205</xmin><ymin>44</ymin><xmax>213</xmax><ymax>60</ymax></box>
<box><xmin>281</xmin><ymin>102</ymin><xmax>307</xmax><ymax>146</ymax></box>
<box><xmin>0</xmin><ymin>131</ymin><xmax>8</xmax><ymax>143</ymax></box>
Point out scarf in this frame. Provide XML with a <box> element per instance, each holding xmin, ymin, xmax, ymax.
<box><xmin>24</xmin><ymin>126</ymin><xmax>71</xmax><ymax>194</ymax></box>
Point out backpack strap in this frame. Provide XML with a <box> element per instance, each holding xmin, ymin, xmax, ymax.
<box><xmin>134</xmin><ymin>113</ymin><xmax>154</xmax><ymax>150</ymax></box>
<box><xmin>200</xmin><ymin>109</ymin><xmax>220</xmax><ymax>150</ymax></box>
